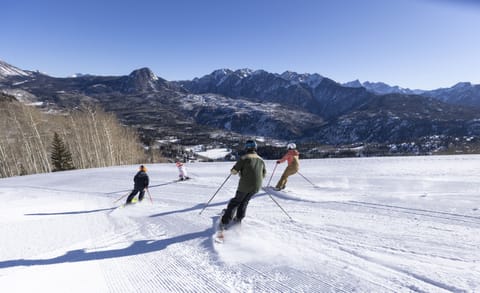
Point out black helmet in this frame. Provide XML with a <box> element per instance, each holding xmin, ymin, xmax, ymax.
<box><xmin>245</xmin><ymin>140</ymin><xmax>257</xmax><ymax>150</ymax></box>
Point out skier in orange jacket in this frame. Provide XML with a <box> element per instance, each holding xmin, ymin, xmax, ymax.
<box><xmin>275</xmin><ymin>143</ymin><xmax>299</xmax><ymax>190</ymax></box>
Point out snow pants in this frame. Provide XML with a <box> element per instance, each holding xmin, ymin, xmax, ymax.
<box><xmin>275</xmin><ymin>164</ymin><xmax>299</xmax><ymax>190</ymax></box>
<box><xmin>221</xmin><ymin>190</ymin><xmax>255</xmax><ymax>225</ymax></box>
<box><xmin>126</xmin><ymin>189</ymin><xmax>145</xmax><ymax>204</ymax></box>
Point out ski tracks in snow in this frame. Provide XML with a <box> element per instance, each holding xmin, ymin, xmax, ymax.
<box><xmin>268</xmin><ymin>189</ymin><xmax>479</xmax><ymax>293</ymax></box>
<box><xmin>101</xmin><ymin>198</ymin><xmax>349</xmax><ymax>292</ymax></box>
<box><xmin>85</xmin><ymin>185</ymin><xmax>479</xmax><ymax>293</ymax></box>
<box><xmin>94</xmin><ymin>204</ymin><xmax>232</xmax><ymax>292</ymax></box>
<box><xmin>3</xmin><ymin>159</ymin><xmax>479</xmax><ymax>292</ymax></box>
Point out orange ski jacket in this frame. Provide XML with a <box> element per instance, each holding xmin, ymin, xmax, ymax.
<box><xmin>277</xmin><ymin>149</ymin><xmax>300</xmax><ymax>165</ymax></box>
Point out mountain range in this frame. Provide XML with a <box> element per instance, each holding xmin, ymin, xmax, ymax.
<box><xmin>1</xmin><ymin>59</ymin><xmax>480</xmax><ymax>147</ymax></box>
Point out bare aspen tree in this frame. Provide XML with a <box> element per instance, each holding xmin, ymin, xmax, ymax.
<box><xmin>66</xmin><ymin>115</ymin><xmax>85</xmax><ymax>169</ymax></box>
<box><xmin>74</xmin><ymin>110</ymin><xmax>97</xmax><ymax>168</ymax></box>
<box><xmin>9</xmin><ymin>104</ymin><xmax>39</xmax><ymax>174</ymax></box>
<box><xmin>9</xmin><ymin>140</ymin><xmax>22</xmax><ymax>176</ymax></box>
<box><xmin>0</xmin><ymin>104</ymin><xmax>18</xmax><ymax>177</ymax></box>
<box><xmin>0</xmin><ymin>142</ymin><xmax>11</xmax><ymax>177</ymax></box>
<box><xmin>0</xmin><ymin>100</ymin><xmax>147</xmax><ymax>178</ymax></box>
<box><xmin>0</xmin><ymin>105</ymin><xmax>9</xmax><ymax>177</ymax></box>
<box><xmin>2</xmin><ymin>102</ymin><xmax>35</xmax><ymax>176</ymax></box>
<box><xmin>86</xmin><ymin>106</ymin><xmax>104</xmax><ymax>167</ymax></box>
<box><xmin>25</xmin><ymin>106</ymin><xmax>51</xmax><ymax>173</ymax></box>
<box><xmin>71</xmin><ymin>109</ymin><xmax>94</xmax><ymax>168</ymax></box>
<box><xmin>101</xmin><ymin>113</ymin><xmax>115</xmax><ymax>166</ymax></box>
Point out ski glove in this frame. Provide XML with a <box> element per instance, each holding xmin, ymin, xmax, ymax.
<box><xmin>230</xmin><ymin>169</ymin><xmax>239</xmax><ymax>175</ymax></box>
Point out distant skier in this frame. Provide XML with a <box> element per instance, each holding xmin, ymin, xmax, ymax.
<box><xmin>219</xmin><ymin>140</ymin><xmax>266</xmax><ymax>230</ymax></box>
<box><xmin>175</xmin><ymin>160</ymin><xmax>190</xmax><ymax>181</ymax></box>
<box><xmin>125</xmin><ymin>165</ymin><xmax>149</xmax><ymax>205</ymax></box>
<box><xmin>274</xmin><ymin>143</ymin><xmax>299</xmax><ymax>191</ymax></box>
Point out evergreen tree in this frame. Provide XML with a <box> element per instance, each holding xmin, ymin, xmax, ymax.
<box><xmin>50</xmin><ymin>132</ymin><xmax>75</xmax><ymax>172</ymax></box>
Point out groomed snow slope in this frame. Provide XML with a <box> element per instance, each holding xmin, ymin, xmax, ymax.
<box><xmin>0</xmin><ymin>156</ymin><xmax>479</xmax><ymax>292</ymax></box>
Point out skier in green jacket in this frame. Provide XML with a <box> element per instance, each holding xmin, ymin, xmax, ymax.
<box><xmin>219</xmin><ymin>140</ymin><xmax>266</xmax><ymax>229</ymax></box>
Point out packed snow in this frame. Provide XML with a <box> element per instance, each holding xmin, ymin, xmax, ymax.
<box><xmin>195</xmin><ymin>148</ymin><xmax>232</xmax><ymax>160</ymax></box>
<box><xmin>0</xmin><ymin>155</ymin><xmax>479</xmax><ymax>292</ymax></box>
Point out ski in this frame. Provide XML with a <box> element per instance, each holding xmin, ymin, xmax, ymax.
<box><xmin>262</xmin><ymin>186</ymin><xmax>278</xmax><ymax>193</ymax></box>
<box><xmin>214</xmin><ymin>220</ymin><xmax>242</xmax><ymax>244</ymax></box>
<box><xmin>215</xmin><ymin>210</ymin><xmax>226</xmax><ymax>244</ymax></box>
<box><xmin>214</xmin><ymin>230</ymin><xmax>225</xmax><ymax>243</ymax></box>
<box><xmin>214</xmin><ymin>207</ymin><xmax>243</xmax><ymax>244</ymax></box>
<box><xmin>264</xmin><ymin>186</ymin><xmax>284</xmax><ymax>192</ymax></box>
<box><xmin>119</xmin><ymin>197</ymin><xmax>139</xmax><ymax>208</ymax></box>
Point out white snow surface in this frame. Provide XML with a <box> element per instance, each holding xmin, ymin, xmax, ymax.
<box><xmin>1</xmin><ymin>156</ymin><xmax>479</xmax><ymax>292</ymax></box>
<box><xmin>196</xmin><ymin>148</ymin><xmax>232</xmax><ymax>160</ymax></box>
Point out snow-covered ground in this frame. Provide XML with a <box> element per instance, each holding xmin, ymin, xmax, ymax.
<box><xmin>1</xmin><ymin>155</ymin><xmax>479</xmax><ymax>292</ymax></box>
<box><xmin>195</xmin><ymin>148</ymin><xmax>232</xmax><ymax>160</ymax></box>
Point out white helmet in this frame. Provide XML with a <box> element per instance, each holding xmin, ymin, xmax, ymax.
<box><xmin>287</xmin><ymin>143</ymin><xmax>296</xmax><ymax>150</ymax></box>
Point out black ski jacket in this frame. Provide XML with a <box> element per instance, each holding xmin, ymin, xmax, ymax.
<box><xmin>133</xmin><ymin>171</ymin><xmax>149</xmax><ymax>190</ymax></box>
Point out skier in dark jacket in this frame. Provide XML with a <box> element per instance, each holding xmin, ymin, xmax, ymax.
<box><xmin>126</xmin><ymin>165</ymin><xmax>149</xmax><ymax>204</ymax></box>
<box><xmin>219</xmin><ymin>140</ymin><xmax>266</xmax><ymax>229</ymax></box>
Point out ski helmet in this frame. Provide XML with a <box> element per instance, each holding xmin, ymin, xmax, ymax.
<box><xmin>245</xmin><ymin>140</ymin><xmax>257</xmax><ymax>150</ymax></box>
<box><xmin>287</xmin><ymin>143</ymin><xmax>296</xmax><ymax>150</ymax></box>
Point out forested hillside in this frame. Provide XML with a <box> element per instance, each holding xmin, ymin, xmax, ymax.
<box><xmin>0</xmin><ymin>99</ymin><xmax>146</xmax><ymax>178</ymax></box>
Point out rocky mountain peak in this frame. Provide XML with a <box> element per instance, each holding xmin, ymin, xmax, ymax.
<box><xmin>343</xmin><ymin>80</ymin><xmax>363</xmax><ymax>88</ymax></box>
<box><xmin>452</xmin><ymin>82</ymin><xmax>472</xmax><ymax>89</ymax></box>
<box><xmin>3</xmin><ymin>59</ymin><xmax>480</xmax><ymax>148</ymax></box>
<box><xmin>122</xmin><ymin>67</ymin><xmax>163</xmax><ymax>93</ymax></box>
<box><xmin>233</xmin><ymin>68</ymin><xmax>254</xmax><ymax>78</ymax></box>
<box><xmin>279</xmin><ymin>71</ymin><xmax>324</xmax><ymax>88</ymax></box>
<box><xmin>0</xmin><ymin>60</ymin><xmax>31</xmax><ymax>79</ymax></box>
<box><xmin>128</xmin><ymin>67</ymin><xmax>158</xmax><ymax>82</ymax></box>
<box><xmin>210</xmin><ymin>69</ymin><xmax>233</xmax><ymax>78</ymax></box>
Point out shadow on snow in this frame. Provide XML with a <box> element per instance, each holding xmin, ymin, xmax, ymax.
<box><xmin>0</xmin><ymin>218</ymin><xmax>219</xmax><ymax>269</ymax></box>
<box><xmin>24</xmin><ymin>207</ymin><xmax>116</xmax><ymax>216</ymax></box>
<box><xmin>105</xmin><ymin>179</ymin><xmax>181</xmax><ymax>195</ymax></box>
<box><xmin>149</xmin><ymin>201</ymin><xmax>227</xmax><ymax>218</ymax></box>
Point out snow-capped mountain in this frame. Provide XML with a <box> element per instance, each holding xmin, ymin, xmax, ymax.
<box><xmin>279</xmin><ymin>71</ymin><xmax>324</xmax><ymax>88</ymax></box>
<box><xmin>0</xmin><ymin>60</ymin><xmax>31</xmax><ymax>79</ymax></box>
<box><xmin>178</xmin><ymin>93</ymin><xmax>324</xmax><ymax>139</ymax></box>
<box><xmin>176</xmin><ymin>69</ymin><xmax>480</xmax><ymax>143</ymax></box>
<box><xmin>342</xmin><ymin>79</ymin><xmax>363</xmax><ymax>88</ymax></box>
<box><xmin>70</xmin><ymin>73</ymin><xmax>92</xmax><ymax>78</ymax></box>
<box><xmin>177</xmin><ymin>69</ymin><xmax>372</xmax><ymax>120</ymax></box>
<box><xmin>119</xmin><ymin>67</ymin><xmax>167</xmax><ymax>93</ymax></box>
<box><xmin>343</xmin><ymin>80</ymin><xmax>425</xmax><ymax>95</ymax></box>
<box><xmin>343</xmin><ymin>79</ymin><xmax>480</xmax><ymax>108</ymax></box>
<box><xmin>422</xmin><ymin>82</ymin><xmax>480</xmax><ymax>107</ymax></box>
<box><xmin>364</xmin><ymin>81</ymin><xmax>425</xmax><ymax>95</ymax></box>
<box><xmin>2</xmin><ymin>58</ymin><xmax>480</xmax><ymax>146</ymax></box>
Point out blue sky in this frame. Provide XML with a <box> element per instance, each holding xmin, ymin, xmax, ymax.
<box><xmin>2</xmin><ymin>0</ymin><xmax>480</xmax><ymax>89</ymax></box>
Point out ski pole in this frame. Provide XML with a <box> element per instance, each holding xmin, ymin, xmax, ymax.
<box><xmin>113</xmin><ymin>191</ymin><xmax>130</xmax><ymax>203</ymax></box>
<box><xmin>199</xmin><ymin>174</ymin><xmax>232</xmax><ymax>215</ymax></box>
<box><xmin>264</xmin><ymin>189</ymin><xmax>293</xmax><ymax>221</ymax></box>
<box><xmin>297</xmin><ymin>171</ymin><xmax>319</xmax><ymax>188</ymax></box>
<box><xmin>146</xmin><ymin>188</ymin><xmax>153</xmax><ymax>204</ymax></box>
<box><xmin>266</xmin><ymin>162</ymin><xmax>278</xmax><ymax>187</ymax></box>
